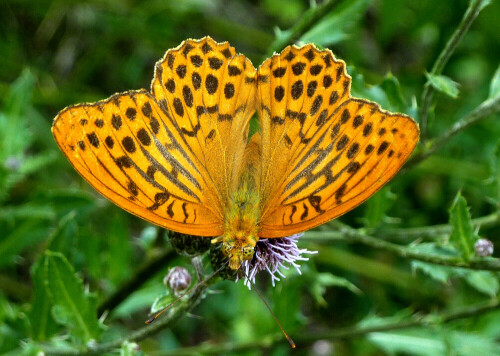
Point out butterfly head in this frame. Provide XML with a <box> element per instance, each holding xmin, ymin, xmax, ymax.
<box><xmin>221</xmin><ymin>231</ymin><xmax>258</xmax><ymax>270</ymax></box>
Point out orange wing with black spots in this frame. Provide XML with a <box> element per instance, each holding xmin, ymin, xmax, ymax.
<box><xmin>52</xmin><ymin>37</ymin><xmax>257</xmax><ymax>236</ymax></box>
<box><xmin>151</xmin><ymin>37</ymin><xmax>257</xmax><ymax>206</ymax></box>
<box><xmin>256</xmin><ymin>44</ymin><xmax>419</xmax><ymax>237</ymax></box>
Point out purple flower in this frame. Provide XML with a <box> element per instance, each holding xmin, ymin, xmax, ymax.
<box><xmin>164</xmin><ymin>266</ymin><xmax>192</xmax><ymax>296</ymax></box>
<box><xmin>236</xmin><ymin>233</ymin><xmax>317</xmax><ymax>289</ymax></box>
<box><xmin>475</xmin><ymin>238</ymin><xmax>494</xmax><ymax>257</ymax></box>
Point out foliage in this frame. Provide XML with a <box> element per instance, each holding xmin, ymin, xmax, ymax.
<box><xmin>1</xmin><ymin>0</ymin><xmax>500</xmax><ymax>355</ymax></box>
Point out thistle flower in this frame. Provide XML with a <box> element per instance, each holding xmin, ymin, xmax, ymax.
<box><xmin>236</xmin><ymin>233</ymin><xmax>317</xmax><ymax>289</ymax></box>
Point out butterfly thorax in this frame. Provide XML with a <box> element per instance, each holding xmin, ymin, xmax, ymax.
<box><xmin>219</xmin><ymin>174</ymin><xmax>260</xmax><ymax>270</ymax></box>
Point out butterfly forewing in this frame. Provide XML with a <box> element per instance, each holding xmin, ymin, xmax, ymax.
<box><xmin>151</xmin><ymin>37</ymin><xmax>257</xmax><ymax>207</ymax></box>
<box><xmin>52</xmin><ymin>91</ymin><xmax>225</xmax><ymax>235</ymax></box>
<box><xmin>256</xmin><ymin>45</ymin><xmax>419</xmax><ymax>237</ymax></box>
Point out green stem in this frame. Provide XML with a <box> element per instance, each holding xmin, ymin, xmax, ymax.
<box><xmin>419</xmin><ymin>0</ymin><xmax>487</xmax><ymax>139</ymax></box>
<box><xmin>151</xmin><ymin>299</ymin><xmax>500</xmax><ymax>355</ymax></box>
<box><xmin>368</xmin><ymin>212</ymin><xmax>500</xmax><ymax>242</ymax></box>
<box><xmin>303</xmin><ymin>221</ymin><xmax>500</xmax><ymax>271</ymax></box>
<box><xmin>44</xmin><ymin>257</ymin><xmax>209</xmax><ymax>355</ymax></box>
<box><xmin>409</xmin><ymin>95</ymin><xmax>500</xmax><ymax>170</ymax></box>
<box><xmin>263</xmin><ymin>0</ymin><xmax>340</xmax><ymax>60</ymax></box>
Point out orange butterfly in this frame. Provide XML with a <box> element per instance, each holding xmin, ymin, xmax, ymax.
<box><xmin>52</xmin><ymin>37</ymin><xmax>419</xmax><ymax>270</ymax></box>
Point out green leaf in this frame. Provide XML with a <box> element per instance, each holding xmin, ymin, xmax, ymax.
<box><xmin>150</xmin><ymin>292</ymin><xmax>177</xmax><ymax>314</ymax></box>
<box><xmin>463</xmin><ymin>271</ymin><xmax>499</xmax><ymax>297</ymax></box>
<box><xmin>489</xmin><ymin>64</ymin><xmax>500</xmax><ymax>100</ymax></box>
<box><xmin>425</xmin><ymin>72</ymin><xmax>460</xmax><ymax>99</ymax></box>
<box><xmin>361</xmin><ymin>186</ymin><xmax>396</xmax><ymax>228</ymax></box>
<box><xmin>106</xmin><ymin>213</ymin><xmax>132</xmax><ymax>286</ymax></box>
<box><xmin>369</xmin><ymin>327</ymin><xmax>500</xmax><ymax>356</ymax></box>
<box><xmin>29</xmin><ymin>256</ymin><xmax>60</xmax><ymax>341</ymax></box>
<box><xmin>2</xmin><ymin>68</ymin><xmax>35</xmax><ymax>121</ymax></box>
<box><xmin>412</xmin><ymin>260</ymin><xmax>454</xmax><ymax>284</ymax></box>
<box><xmin>301</xmin><ymin>0</ymin><xmax>372</xmax><ymax>46</ymax></box>
<box><xmin>47</xmin><ymin>211</ymin><xmax>78</xmax><ymax>253</ymax></box>
<box><xmin>495</xmin><ymin>141</ymin><xmax>500</xmax><ymax>202</ymax></box>
<box><xmin>449</xmin><ymin>192</ymin><xmax>476</xmax><ymax>261</ymax></box>
<box><xmin>0</xmin><ymin>219</ymin><xmax>49</xmax><ymax>268</ymax></box>
<box><xmin>410</xmin><ymin>243</ymin><xmax>460</xmax><ymax>283</ymax></box>
<box><xmin>310</xmin><ymin>272</ymin><xmax>362</xmax><ymax>306</ymax></box>
<box><xmin>44</xmin><ymin>251</ymin><xmax>101</xmax><ymax>343</ymax></box>
<box><xmin>479</xmin><ymin>0</ymin><xmax>492</xmax><ymax>11</ymax></box>
<box><xmin>380</xmin><ymin>73</ymin><xmax>408</xmax><ymax>113</ymax></box>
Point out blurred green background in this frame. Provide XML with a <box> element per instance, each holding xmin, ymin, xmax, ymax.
<box><xmin>1</xmin><ymin>0</ymin><xmax>500</xmax><ymax>355</ymax></box>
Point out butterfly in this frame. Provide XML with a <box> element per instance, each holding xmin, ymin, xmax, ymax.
<box><xmin>52</xmin><ymin>37</ymin><xmax>419</xmax><ymax>270</ymax></box>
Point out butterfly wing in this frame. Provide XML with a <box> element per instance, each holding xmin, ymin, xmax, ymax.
<box><xmin>52</xmin><ymin>37</ymin><xmax>257</xmax><ymax>236</ymax></box>
<box><xmin>256</xmin><ymin>44</ymin><xmax>419</xmax><ymax>237</ymax></box>
<box><xmin>151</xmin><ymin>37</ymin><xmax>257</xmax><ymax>210</ymax></box>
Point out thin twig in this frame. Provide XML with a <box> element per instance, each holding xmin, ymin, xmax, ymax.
<box><xmin>151</xmin><ymin>299</ymin><xmax>500</xmax><ymax>355</ymax></box>
<box><xmin>419</xmin><ymin>0</ymin><xmax>487</xmax><ymax>138</ymax></box>
<box><xmin>408</xmin><ymin>95</ymin><xmax>500</xmax><ymax>170</ymax></box>
<box><xmin>303</xmin><ymin>221</ymin><xmax>500</xmax><ymax>271</ymax></box>
<box><xmin>263</xmin><ymin>0</ymin><xmax>340</xmax><ymax>60</ymax></box>
<box><xmin>368</xmin><ymin>212</ymin><xmax>500</xmax><ymax>242</ymax></box>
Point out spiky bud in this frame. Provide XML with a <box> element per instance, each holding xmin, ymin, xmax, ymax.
<box><xmin>164</xmin><ymin>266</ymin><xmax>191</xmax><ymax>295</ymax></box>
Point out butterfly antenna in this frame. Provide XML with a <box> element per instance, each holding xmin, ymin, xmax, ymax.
<box><xmin>242</xmin><ymin>269</ymin><xmax>296</xmax><ymax>348</ymax></box>
<box><xmin>146</xmin><ymin>264</ymin><xmax>226</xmax><ymax>324</ymax></box>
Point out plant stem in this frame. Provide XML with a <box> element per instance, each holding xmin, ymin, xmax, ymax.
<box><xmin>419</xmin><ymin>0</ymin><xmax>487</xmax><ymax>139</ymax></box>
<box><xmin>409</xmin><ymin>95</ymin><xmax>500</xmax><ymax>170</ymax></box>
<box><xmin>151</xmin><ymin>299</ymin><xmax>500</xmax><ymax>355</ymax></box>
<box><xmin>303</xmin><ymin>221</ymin><xmax>500</xmax><ymax>271</ymax></box>
<box><xmin>45</xmin><ymin>257</ymin><xmax>209</xmax><ymax>355</ymax></box>
<box><xmin>97</xmin><ymin>248</ymin><xmax>176</xmax><ymax>317</ymax></box>
<box><xmin>368</xmin><ymin>212</ymin><xmax>500</xmax><ymax>242</ymax></box>
<box><xmin>263</xmin><ymin>0</ymin><xmax>340</xmax><ymax>60</ymax></box>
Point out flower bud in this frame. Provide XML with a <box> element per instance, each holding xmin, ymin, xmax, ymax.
<box><xmin>164</xmin><ymin>267</ymin><xmax>191</xmax><ymax>295</ymax></box>
<box><xmin>474</xmin><ymin>238</ymin><xmax>494</xmax><ymax>257</ymax></box>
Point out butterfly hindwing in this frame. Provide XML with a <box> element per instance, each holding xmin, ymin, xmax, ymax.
<box><xmin>257</xmin><ymin>44</ymin><xmax>419</xmax><ymax>237</ymax></box>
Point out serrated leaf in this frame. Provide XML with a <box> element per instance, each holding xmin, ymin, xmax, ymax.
<box><xmin>489</xmin><ymin>64</ymin><xmax>500</xmax><ymax>100</ymax></box>
<box><xmin>412</xmin><ymin>260</ymin><xmax>454</xmax><ymax>284</ymax></box>
<box><xmin>449</xmin><ymin>192</ymin><xmax>476</xmax><ymax>261</ymax></box>
<box><xmin>425</xmin><ymin>72</ymin><xmax>460</xmax><ymax>99</ymax></box>
<box><xmin>310</xmin><ymin>272</ymin><xmax>361</xmax><ymax>306</ymax></box>
<box><xmin>29</xmin><ymin>256</ymin><xmax>60</xmax><ymax>341</ymax></box>
<box><xmin>44</xmin><ymin>251</ymin><xmax>101</xmax><ymax>343</ymax></box>
<box><xmin>464</xmin><ymin>271</ymin><xmax>499</xmax><ymax>297</ymax></box>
